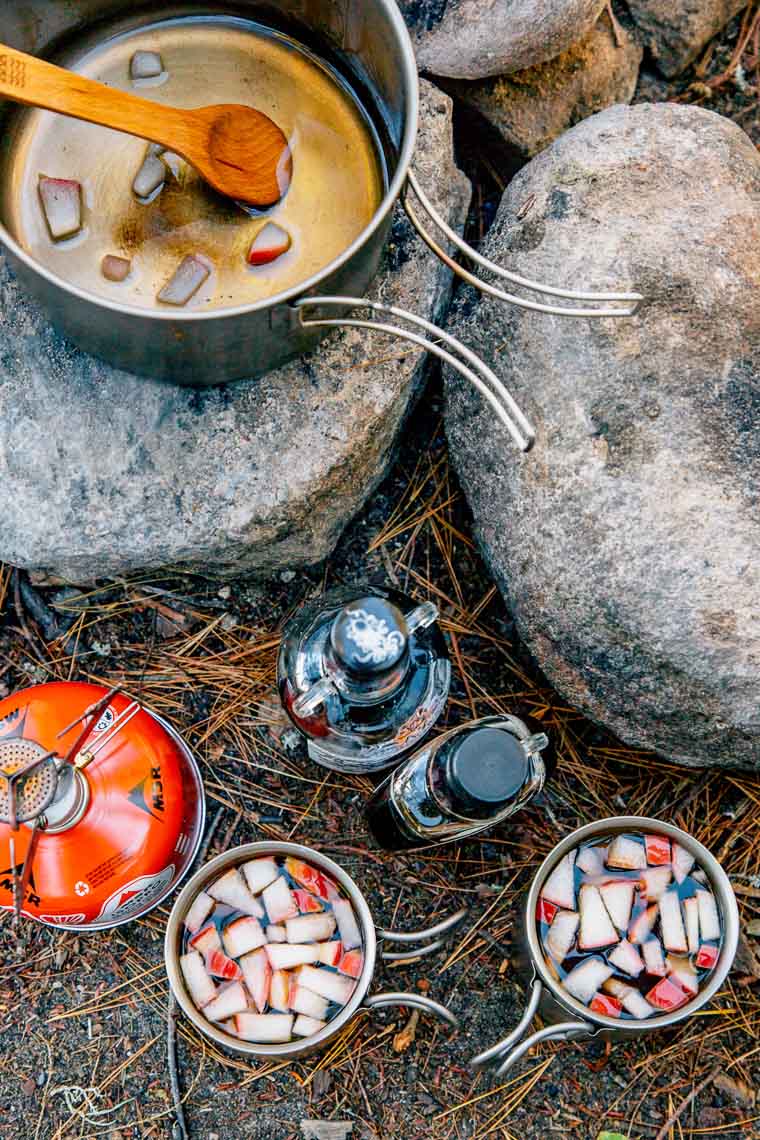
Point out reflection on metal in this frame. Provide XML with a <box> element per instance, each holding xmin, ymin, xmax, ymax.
<box><xmin>403</xmin><ymin>170</ymin><xmax>644</xmax><ymax>319</ymax></box>
<box><xmin>364</xmin><ymin>991</ymin><xmax>459</xmax><ymax>1028</ymax></box>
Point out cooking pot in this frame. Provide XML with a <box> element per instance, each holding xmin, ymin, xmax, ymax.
<box><xmin>471</xmin><ymin>817</ymin><xmax>739</xmax><ymax>1077</ymax></box>
<box><xmin>0</xmin><ymin>1</ymin><xmax>642</xmax><ymax>453</ymax></box>
<box><xmin>165</xmin><ymin>839</ymin><xmax>464</xmax><ymax>1058</ymax></box>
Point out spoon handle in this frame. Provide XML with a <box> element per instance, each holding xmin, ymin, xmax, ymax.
<box><xmin>0</xmin><ymin>43</ymin><xmax>193</xmax><ymax>153</ymax></box>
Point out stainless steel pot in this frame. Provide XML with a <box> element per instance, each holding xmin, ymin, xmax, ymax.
<box><xmin>0</xmin><ymin>2</ymin><xmax>642</xmax><ymax>453</ymax></box>
<box><xmin>165</xmin><ymin>839</ymin><xmax>463</xmax><ymax>1059</ymax></box>
<box><xmin>472</xmin><ymin>816</ymin><xmax>739</xmax><ymax>1077</ymax></box>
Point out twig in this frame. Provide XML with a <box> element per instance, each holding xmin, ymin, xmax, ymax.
<box><xmin>653</xmin><ymin>1065</ymin><xmax>720</xmax><ymax>1140</ymax></box>
<box><xmin>168</xmin><ymin>994</ymin><xmax>189</xmax><ymax>1140</ymax></box>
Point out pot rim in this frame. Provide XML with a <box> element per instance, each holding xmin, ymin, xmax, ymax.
<box><xmin>0</xmin><ymin>1</ymin><xmax>419</xmax><ymax>323</ymax></box>
<box><xmin>164</xmin><ymin>840</ymin><xmax>378</xmax><ymax>1057</ymax></box>
<box><xmin>526</xmin><ymin>815</ymin><xmax>739</xmax><ymax>1034</ymax></box>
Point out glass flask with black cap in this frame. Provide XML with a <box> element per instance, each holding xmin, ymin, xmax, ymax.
<box><xmin>277</xmin><ymin>585</ymin><xmax>451</xmax><ymax>773</ymax></box>
<box><xmin>365</xmin><ymin>715</ymin><xmax>553</xmax><ymax>849</ymax></box>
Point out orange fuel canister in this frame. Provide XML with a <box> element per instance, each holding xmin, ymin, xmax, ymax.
<box><xmin>0</xmin><ymin>681</ymin><xmax>205</xmax><ymax>930</ymax></box>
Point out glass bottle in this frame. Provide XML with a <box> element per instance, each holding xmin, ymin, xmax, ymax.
<box><xmin>365</xmin><ymin>715</ymin><xmax>553</xmax><ymax>849</ymax></box>
<box><xmin>277</xmin><ymin>585</ymin><xmax>450</xmax><ymax>773</ymax></box>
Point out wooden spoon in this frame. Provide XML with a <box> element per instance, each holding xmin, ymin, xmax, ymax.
<box><xmin>0</xmin><ymin>43</ymin><xmax>292</xmax><ymax>208</ymax></box>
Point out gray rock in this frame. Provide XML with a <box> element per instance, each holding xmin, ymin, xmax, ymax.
<box><xmin>444</xmin><ymin>103</ymin><xmax>760</xmax><ymax>771</ymax></box>
<box><xmin>450</xmin><ymin>12</ymin><xmax>642</xmax><ymax>158</ymax></box>
<box><xmin>628</xmin><ymin>0</ymin><xmax>747</xmax><ymax>76</ymax></box>
<box><xmin>401</xmin><ymin>0</ymin><xmax>606</xmax><ymax>80</ymax></box>
<box><xmin>0</xmin><ymin>81</ymin><xmax>471</xmax><ymax>581</ymax></box>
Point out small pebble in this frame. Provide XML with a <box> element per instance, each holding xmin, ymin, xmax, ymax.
<box><xmin>218</xmin><ymin>585</ymin><xmax>232</xmax><ymax>600</ymax></box>
<box><xmin>280</xmin><ymin>570</ymin><xmax>296</xmax><ymax>583</ymax></box>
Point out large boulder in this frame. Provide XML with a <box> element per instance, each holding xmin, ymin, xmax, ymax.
<box><xmin>0</xmin><ymin>82</ymin><xmax>470</xmax><ymax>581</ymax></box>
<box><xmin>444</xmin><ymin>103</ymin><xmax>760</xmax><ymax>771</ymax></box>
<box><xmin>400</xmin><ymin>0</ymin><xmax>606</xmax><ymax>80</ymax></box>
<box><xmin>449</xmin><ymin>12</ymin><xmax>642</xmax><ymax>158</ymax></box>
<box><xmin>627</xmin><ymin>0</ymin><xmax>747</xmax><ymax>76</ymax></box>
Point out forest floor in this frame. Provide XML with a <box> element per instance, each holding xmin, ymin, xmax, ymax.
<box><xmin>0</xmin><ymin>8</ymin><xmax>759</xmax><ymax>1140</ymax></box>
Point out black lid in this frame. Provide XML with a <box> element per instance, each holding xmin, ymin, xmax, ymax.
<box><xmin>445</xmin><ymin>726</ymin><xmax>529</xmax><ymax>819</ymax></box>
<box><xmin>330</xmin><ymin>596</ymin><xmax>409</xmax><ymax>677</ymax></box>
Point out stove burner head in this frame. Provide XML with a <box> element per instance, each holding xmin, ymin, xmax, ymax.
<box><xmin>0</xmin><ymin>739</ymin><xmax>59</xmax><ymax>825</ymax></box>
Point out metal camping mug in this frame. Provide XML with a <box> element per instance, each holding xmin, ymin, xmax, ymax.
<box><xmin>0</xmin><ymin>1</ymin><xmax>641</xmax><ymax>453</ymax></box>
<box><xmin>165</xmin><ymin>840</ymin><xmax>463</xmax><ymax>1059</ymax></box>
<box><xmin>472</xmin><ymin>817</ymin><xmax>739</xmax><ymax>1076</ymax></box>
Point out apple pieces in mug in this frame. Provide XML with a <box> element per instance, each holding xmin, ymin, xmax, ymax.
<box><xmin>181</xmin><ymin>854</ymin><xmax>363</xmax><ymax>1044</ymax></box>
<box><xmin>537</xmin><ymin>831</ymin><xmax>723</xmax><ymax>1020</ymax></box>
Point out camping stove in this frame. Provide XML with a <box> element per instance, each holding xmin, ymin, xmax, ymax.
<box><xmin>0</xmin><ymin>681</ymin><xmax>205</xmax><ymax>930</ymax></box>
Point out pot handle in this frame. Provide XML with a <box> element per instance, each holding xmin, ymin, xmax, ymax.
<box><xmin>364</xmin><ymin>991</ymin><xmax>459</xmax><ymax>1029</ymax></box>
<box><xmin>470</xmin><ymin>977</ymin><xmax>593</xmax><ymax>1075</ymax></box>
<box><xmin>378</xmin><ymin>905</ymin><xmax>467</xmax><ymax>963</ymax></box>
<box><xmin>293</xmin><ymin>296</ymin><xmax>535</xmax><ymax>452</ymax></box>
<box><xmin>402</xmin><ymin>170</ymin><xmax>643</xmax><ymax>320</ymax></box>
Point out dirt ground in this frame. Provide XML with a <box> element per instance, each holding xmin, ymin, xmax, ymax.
<box><xmin>0</xmin><ymin>9</ymin><xmax>759</xmax><ymax>1140</ymax></box>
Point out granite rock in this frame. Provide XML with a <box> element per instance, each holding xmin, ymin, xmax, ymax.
<box><xmin>444</xmin><ymin>103</ymin><xmax>760</xmax><ymax>770</ymax></box>
<box><xmin>449</xmin><ymin>12</ymin><xmax>642</xmax><ymax>157</ymax></box>
<box><xmin>401</xmin><ymin>0</ymin><xmax>607</xmax><ymax>79</ymax></box>
<box><xmin>0</xmin><ymin>81</ymin><xmax>471</xmax><ymax>581</ymax></box>
<box><xmin>628</xmin><ymin>0</ymin><xmax>747</xmax><ymax>76</ymax></box>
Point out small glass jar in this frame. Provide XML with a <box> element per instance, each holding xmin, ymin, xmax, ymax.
<box><xmin>365</xmin><ymin>715</ymin><xmax>553</xmax><ymax>849</ymax></box>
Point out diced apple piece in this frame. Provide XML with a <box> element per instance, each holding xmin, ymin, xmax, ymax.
<box><xmin>246</xmin><ymin>222</ymin><xmax>292</xmax><ymax>267</ymax></box>
<box><xmin>315</xmin><ymin>940</ymin><xmax>343</xmax><ymax>967</ymax></box>
<box><xmin>696</xmin><ymin>943</ymin><xmax>719</xmax><ymax>970</ymax></box>
<box><xmin>666</xmin><ymin>954</ymin><xmax>698</xmax><ymax>995</ymax></box>
<box><xmin>264</xmin><ymin>943</ymin><xmax>320</xmax><ymax>970</ymax></box>
<box><xmin>297</xmin><ymin>964</ymin><xmax>356</xmax><ymax>1006</ymax></box>
<box><xmin>536</xmin><ymin>898</ymin><xmax>558</xmax><ymax>925</ymax></box>
<box><xmin>262</xmin><ymin>876</ymin><xmax>299</xmax><ymax>924</ymax></box>
<box><xmin>563</xmin><ymin>957</ymin><xmax>614</xmax><ymax>1005</ymax></box>
<box><xmin>241</xmin><ymin>858</ymin><xmax>280</xmax><ymax>895</ymax></box>
<box><xmin>205</xmin><ymin>950</ymin><xmax>243</xmax><ymax>982</ymax></box>
<box><xmin>639</xmin><ymin>867</ymin><xmax>672</xmax><ymax>902</ymax></box>
<box><xmin>332</xmin><ymin>898</ymin><xmax>362</xmax><ymax>951</ymax></box>
<box><xmin>683</xmin><ymin>896</ymin><xmax>700</xmax><ymax>955</ymax></box>
<box><xmin>290</xmin><ymin>984</ymin><xmax>329</xmax><ymax>1021</ymax></box>
<box><xmin>293</xmin><ymin>1014</ymin><xmax>327</xmax><ymax>1037</ymax></box>
<box><xmin>576</xmin><ymin>846</ymin><xmax>606</xmax><ymax>875</ymax></box>
<box><xmin>267</xmin><ymin>924</ymin><xmax>287</xmax><ymax>943</ymax></box>
<box><xmin>692</xmin><ymin>869</ymin><xmax>708</xmax><ymax>884</ymax></box>
<box><xmin>672</xmin><ymin>843</ymin><xmax>695</xmax><ymax>884</ymax></box>
<box><xmin>284</xmin><ymin>857</ymin><xmax>339</xmax><ymax>901</ymax></box>
<box><xmin>645</xmin><ymin>834</ymin><xmax>671</xmax><ymax>866</ymax></box>
<box><xmin>602</xmin><ymin>978</ymin><xmax>656</xmax><ymax>1019</ymax></box>
<box><xmin>696</xmin><ymin>889</ymin><xmax>721</xmax><ymax>942</ymax></box>
<box><xmin>208</xmin><ymin>868</ymin><xmax>264</xmax><ymax>918</ymax></box>
<box><xmin>130</xmin><ymin>51</ymin><xmax>164</xmax><ymax>80</ymax></box>
<box><xmin>629</xmin><ymin>903</ymin><xmax>658</xmax><ymax>944</ymax></box>
<box><xmin>646</xmin><ymin>976</ymin><xmax>689</xmax><ymax>1011</ymax></box>
<box><xmin>184</xmin><ymin>890</ymin><xmax>214</xmax><ymax>934</ymax></box>
<box><xmin>234</xmin><ymin>1012</ymin><xmax>293</xmax><ymax>1043</ymax></box>
<box><xmin>158</xmin><ymin>254</ymin><xmax>211</xmax><ymax>306</ymax></box>
<box><xmin>293</xmin><ymin>889</ymin><xmax>323</xmax><ymax>914</ymax></box>
<box><xmin>269</xmin><ymin>969</ymin><xmax>290</xmax><ymax>1013</ymax></box>
<box><xmin>600</xmin><ymin>881</ymin><xmax>634</xmax><ymax>932</ymax></box>
<box><xmin>607</xmin><ymin>835</ymin><xmax>647</xmax><ymax>870</ymax></box>
<box><xmin>222</xmin><ymin>915</ymin><xmax>267</xmax><ymax>958</ymax></box>
<box><xmin>540</xmin><ymin>851</ymin><xmax>577</xmax><ymax>911</ymax></box>
<box><xmin>608</xmin><ymin>939</ymin><xmax>644</xmax><ymax>978</ymax></box>
<box><xmin>189</xmin><ymin>924</ymin><xmax>220</xmax><ymax>958</ymax></box>
<box><xmin>180</xmin><ymin>951</ymin><xmax>216</xmax><ymax>1009</ymax></box>
<box><xmin>338</xmin><ymin>949</ymin><xmax>363</xmax><ymax>979</ymax></box>
<box><xmin>240</xmin><ymin>947</ymin><xmax>271</xmax><ymax>1013</ymax></box>
<box><xmin>659</xmin><ymin>890</ymin><xmax>688</xmax><ymax>953</ymax></box>
<box><xmin>101</xmin><ymin>254</ymin><xmax>131</xmax><ymax>282</ymax></box>
<box><xmin>642</xmin><ymin>936</ymin><xmax>667</xmax><ymax>977</ymax></box>
<box><xmin>590</xmin><ymin>993</ymin><xmax>623</xmax><ymax>1017</ymax></box>
<box><xmin>133</xmin><ymin>152</ymin><xmax>166</xmax><ymax>199</ymax></box>
<box><xmin>38</xmin><ymin>176</ymin><xmax>82</xmax><ymax>240</ymax></box>
<box><xmin>285</xmin><ymin>912</ymin><xmax>336</xmax><ymax>944</ymax></box>
<box><xmin>546</xmin><ymin>910</ymin><xmax>579</xmax><ymax>963</ymax></box>
<box><xmin>578</xmin><ymin>885</ymin><xmax>619</xmax><ymax>950</ymax></box>
<box><xmin>203</xmin><ymin>982</ymin><xmax>248</xmax><ymax>1022</ymax></box>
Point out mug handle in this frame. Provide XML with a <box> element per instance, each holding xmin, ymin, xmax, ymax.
<box><xmin>364</xmin><ymin>991</ymin><xmax>459</xmax><ymax>1029</ymax></box>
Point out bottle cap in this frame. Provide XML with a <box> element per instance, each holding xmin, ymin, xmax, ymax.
<box><xmin>445</xmin><ymin>726</ymin><xmax>529</xmax><ymax>818</ymax></box>
<box><xmin>330</xmin><ymin>597</ymin><xmax>408</xmax><ymax>677</ymax></box>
